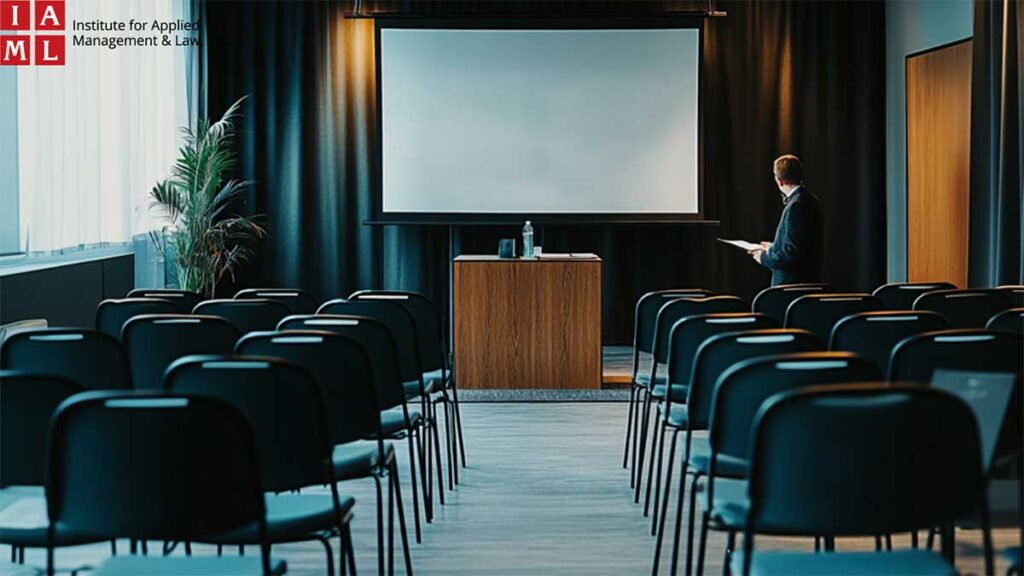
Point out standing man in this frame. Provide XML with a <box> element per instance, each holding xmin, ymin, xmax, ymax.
<box><xmin>751</xmin><ymin>155</ymin><xmax>823</xmax><ymax>285</ymax></box>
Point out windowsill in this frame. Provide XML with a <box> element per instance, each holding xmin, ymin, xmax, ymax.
<box><xmin>0</xmin><ymin>245</ymin><xmax>134</xmax><ymax>278</ymax></box>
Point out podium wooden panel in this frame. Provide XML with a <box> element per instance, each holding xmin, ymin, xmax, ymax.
<box><xmin>453</xmin><ymin>255</ymin><xmax>602</xmax><ymax>389</ymax></box>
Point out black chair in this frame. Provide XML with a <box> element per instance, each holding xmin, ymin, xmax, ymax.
<box><xmin>624</xmin><ymin>289</ymin><xmax>713</xmax><ymax>471</ymax></box>
<box><xmin>784</xmin><ymin>293</ymin><xmax>883</xmax><ymax>343</ymax></box>
<box><xmin>95</xmin><ymin>298</ymin><xmax>181</xmax><ymax>341</ymax></box>
<box><xmin>889</xmin><ymin>329</ymin><xmax>1023</xmax><ymax>472</ymax></box>
<box><xmin>751</xmin><ymin>283</ymin><xmax>830</xmax><ymax>324</ymax></box>
<box><xmin>121</xmin><ymin>315</ymin><xmax>240</xmax><ymax>390</ymax></box>
<box><xmin>1</xmin><ymin>328</ymin><xmax>132</xmax><ymax>390</ymax></box>
<box><xmin>351</xmin><ymin>289</ymin><xmax>467</xmax><ymax>485</ymax></box>
<box><xmin>830</xmin><ymin>310</ymin><xmax>949</xmax><ymax>374</ymax></box>
<box><xmin>0</xmin><ymin>372</ymin><xmax>99</xmax><ymax>564</ymax></box>
<box><xmin>988</xmin><ymin>308</ymin><xmax>1024</xmax><ymax>335</ymax></box>
<box><xmin>236</xmin><ymin>288</ymin><xmax>318</xmax><ymax>314</ymax></box>
<box><xmin>126</xmin><ymin>289</ymin><xmax>204</xmax><ymax>313</ymax></box>
<box><xmin>653</xmin><ymin>329</ymin><xmax>822</xmax><ymax>575</ymax></box>
<box><xmin>166</xmin><ymin>355</ymin><xmax>363</xmax><ymax>575</ymax></box>
<box><xmin>872</xmin><ymin>281</ymin><xmax>957</xmax><ymax>310</ymax></box>
<box><xmin>318</xmin><ymin>299</ymin><xmax>447</xmax><ymax>517</ymax></box>
<box><xmin>277</xmin><ymin>315</ymin><xmax>424</xmax><ymax>554</ymax></box>
<box><xmin>691</xmin><ymin>352</ymin><xmax>881</xmax><ymax>576</ymax></box>
<box><xmin>45</xmin><ymin>392</ymin><xmax>286</xmax><ymax>575</ymax></box>
<box><xmin>644</xmin><ymin>313</ymin><xmax>777</xmax><ymax>527</ymax></box>
<box><xmin>913</xmin><ymin>289</ymin><xmax>1014</xmax><ymax>328</ymax></box>
<box><xmin>998</xmin><ymin>285</ymin><xmax>1024</xmax><ymax>307</ymax></box>
<box><xmin>193</xmin><ymin>299</ymin><xmax>294</xmax><ymax>334</ymax></box>
<box><xmin>633</xmin><ymin>296</ymin><xmax>747</xmax><ymax>502</ymax></box>
<box><xmin>733</xmin><ymin>385</ymin><xmax>992</xmax><ymax>576</ymax></box>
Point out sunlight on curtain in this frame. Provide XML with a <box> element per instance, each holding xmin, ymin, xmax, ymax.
<box><xmin>16</xmin><ymin>0</ymin><xmax>189</xmax><ymax>252</ymax></box>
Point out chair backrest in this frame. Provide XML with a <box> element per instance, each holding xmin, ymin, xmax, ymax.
<box><xmin>235</xmin><ymin>330</ymin><xmax>380</xmax><ymax>445</ymax></box>
<box><xmin>0</xmin><ymin>319</ymin><xmax>48</xmax><ymax>346</ymax></box>
<box><xmin>165</xmin><ymin>355</ymin><xmax>334</xmax><ymax>492</ymax></box>
<box><xmin>872</xmin><ymin>281</ymin><xmax>957</xmax><ymax>310</ymax></box>
<box><xmin>685</xmin><ymin>329</ymin><xmax>821</xmax><ymax>430</ymax></box>
<box><xmin>784</xmin><ymin>293</ymin><xmax>883</xmax><ymax>343</ymax></box>
<box><xmin>121</xmin><ymin>315</ymin><xmax>240</xmax><ymax>390</ymax></box>
<box><xmin>663</xmin><ymin>313</ymin><xmax>777</xmax><ymax>403</ymax></box>
<box><xmin>1</xmin><ymin>328</ymin><xmax>132</xmax><ymax>390</ymax></box>
<box><xmin>278</xmin><ymin>314</ymin><xmax>406</xmax><ymax>411</ymax></box>
<box><xmin>830</xmin><ymin>310</ymin><xmax>949</xmax><ymax>374</ymax></box>
<box><xmin>350</xmin><ymin>290</ymin><xmax>447</xmax><ymax>374</ymax></box>
<box><xmin>997</xmin><ymin>285</ymin><xmax>1024</xmax><ymax>307</ymax></box>
<box><xmin>651</xmin><ymin>296</ymin><xmax>747</xmax><ymax>366</ymax></box>
<box><xmin>193</xmin><ymin>299</ymin><xmax>294</xmax><ymax>334</ymax></box>
<box><xmin>126</xmin><ymin>289</ymin><xmax>204</xmax><ymax>313</ymax></box>
<box><xmin>913</xmin><ymin>289</ymin><xmax>1013</xmax><ymax>328</ymax></box>
<box><xmin>751</xmin><ymin>283</ymin><xmax>830</xmax><ymax>324</ymax></box>
<box><xmin>95</xmin><ymin>298</ymin><xmax>181</xmax><ymax>341</ymax></box>
<box><xmin>318</xmin><ymin>299</ymin><xmax>423</xmax><ymax>384</ymax></box>
<box><xmin>235</xmin><ymin>288</ymin><xmax>318</xmax><ymax>314</ymax></box>
<box><xmin>888</xmin><ymin>329</ymin><xmax>1023</xmax><ymax>382</ymax></box>
<box><xmin>987</xmin><ymin>308</ymin><xmax>1024</xmax><ymax>335</ymax></box>
<box><xmin>633</xmin><ymin>289</ymin><xmax>714</xmax><ymax>355</ymax></box>
<box><xmin>0</xmin><ymin>371</ymin><xmax>83</xmax><ymax>487</ymax></box>
<box><xmin>746</xmin><ymin>385</ymin><xmax>985</xmax><ymax>538</ymax></box>
<box><xmin>710</xmin><ymin>352</ymin><xmax>881</xmax><ymax>462</ymax></box>
<box><xmin>46</xmin><ymin>392</ymin><xmax>270</xmax><ymax>570</ymax></box>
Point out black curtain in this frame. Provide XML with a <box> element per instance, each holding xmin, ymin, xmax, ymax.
<box><xmin>202</xmin><ymin>0</ymin><xmax>886</xmax><ymax>343</ymax></box>
<box><xmin>969</xmin><ymin>0</ymin><xmax>1022</xmax><ymax>287</ymax></box>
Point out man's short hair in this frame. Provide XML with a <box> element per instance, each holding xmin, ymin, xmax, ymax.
<box><xmin>773</xmin><ymin>155</ymin><xmax>804</xmax><ymax>185</ymax></box>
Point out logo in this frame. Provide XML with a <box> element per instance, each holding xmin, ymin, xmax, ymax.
<box><xmin>1</xmin><ymin>0</ymin><xmax>65</xmax><ymax>66</ymax></box>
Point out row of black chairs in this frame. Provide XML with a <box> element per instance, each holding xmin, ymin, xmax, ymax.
<box><xmin>620</xmin><ymin>283</ymin><xmax>1022</xmax><ymax>575</ymax></box>
<box><xmin>0</xmin><ymin>287</ymin><xmax>466</xmax><ymax>575</ymax></box>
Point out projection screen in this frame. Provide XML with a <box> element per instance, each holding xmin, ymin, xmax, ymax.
<box><xmin>376</xmin><ymin>20</ymin><xmax>703</xmax><ymax>222</ymax></box>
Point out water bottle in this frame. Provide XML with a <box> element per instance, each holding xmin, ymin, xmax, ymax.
<box><xmin>522</xmin><ymin>221</ymin><xmax>535</xmax><ymax>259</ymax></box>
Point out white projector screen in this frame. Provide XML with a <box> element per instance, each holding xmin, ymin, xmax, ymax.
<box><xmin>377</xmin><ymin>23</ymin><xmax>702</xmax><ymax>220</ymax></box>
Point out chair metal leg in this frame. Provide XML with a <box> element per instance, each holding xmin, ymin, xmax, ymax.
<box><xmin>696</xmin><ymin>510</ymin><xmax>710</xmax><ymax>576</ymax></box>
<box><xmin>430</xmin><ymin>405</ymin><xmax>446</xmax><ymax>506</ymax></box>
<box><xmin>449</xmin><ymin>377</ymin><xmax>467</xmax><ymax>468</ymax></box>
<box><xmin>723</xmin><ymin>531</ymin><xmax>736</xmax><ymax>576</ymax></box>
<box><xmin>644</xmin><ymin>415</ymin><xmax>663</xmax><ymax>518</ymax></box>
<box><xmin>624</xmin><ymin>384</ymin><xmax>638</xmax><ymax>468</ymax></box>
<box><xmin>316</xmin><ymin>536</ymin><xmax>336</xmax><ymax>576</ymax></box>
<box><xmin>648</xmin><ymin>420</ymin><xmax>668</xmax><ymax>529</ymax></box>
<box><xmin>406</xmin><ymin>433</ymin><xmax>423</xmax><ymax>541</ymax></box>
<box><xmin>885</xmin><ymin>534</ymin><xmax>892</xmax><ymax>550</ymax></box>
<box><xmin>440</xmin><ymin>395</ymin><xmax>455</xmax><ymax>490</ymax></box>
<box><xmin>415</xmin><ymin>428</ymin><xmax>432</xmax><ymax>522</ymax></box>
<box><xmin>630</xmin><ymin>387</ymin><xmax>645</xmax><ymax>488</ymax></box>
<box><xmin>374</xmin><ymin>475</ymin><xmax>385</xmax><ymax>576</ymax></box>
<box><xmin>681</xmin><ymin>473</ymin><xmax>702</xmax><ymax>576</ymax></box>
<box><xmin>390</xmin><ymin>459</ymin><xmax>413</xmax><ymax>576</ymax></box>
<box><xmin>448</xmin><ymin>398</ymin><xmax>460</xmax><ymax>485</ymax></box>
<box><xmin>635</xmin><ymin>391</ymin><xmax>654</xmax><ymax>502</ymax></box>
<box><xmin>652</xmin><ymin>431</ymin><xmax>679</xmax><ymax>574</ymax></box>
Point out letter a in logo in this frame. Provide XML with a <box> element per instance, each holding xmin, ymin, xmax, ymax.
<box><xmin>35</xmin><ymin>0</ymin><xmax>64</xmax><ymax>31</ymax></box>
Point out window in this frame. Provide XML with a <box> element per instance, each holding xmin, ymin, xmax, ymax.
<box><xmin>12</xmin><ymin>0</ymin><xmax>191</xmax><ymax>253</ymax></box>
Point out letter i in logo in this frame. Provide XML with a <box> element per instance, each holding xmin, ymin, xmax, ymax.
<box><xmin>0</xmin><ymin>0</ymin><xmax>31</xmax><ymax>65</ymax></box>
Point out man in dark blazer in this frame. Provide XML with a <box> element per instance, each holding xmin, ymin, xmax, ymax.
<box><xmin>751</xmin><ymin>155</ymin><xmax>823</xmax><ymax>285</ymax></box>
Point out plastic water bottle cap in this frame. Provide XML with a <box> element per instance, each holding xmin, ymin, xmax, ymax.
<box><xmin>526</xmin><ymin>221</ymin><xmax>531</xmax><ymax>225</ymax></box>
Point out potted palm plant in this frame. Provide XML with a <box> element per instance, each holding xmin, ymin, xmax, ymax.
<box><xmin>149</xmin><ymin>96</ymin><xmax>265</xmax><ymax>297</ymax></box>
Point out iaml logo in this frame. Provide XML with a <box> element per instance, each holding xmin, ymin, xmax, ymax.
<box><xmin>1</xmin><ymin>0</ymin><xmax>65</xmax><ymax>66</ymax></box>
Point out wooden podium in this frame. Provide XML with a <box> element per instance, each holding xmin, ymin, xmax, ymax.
<box><xmin>453</xmin><ymin>255</ymin><xmax>602</xmax><ymax>389</ymax></box>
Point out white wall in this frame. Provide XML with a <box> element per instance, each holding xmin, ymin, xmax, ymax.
<box><xmin>885</xmin><ymin>0</ymin><xmax>973</xmax><ymax>280</ymax></box>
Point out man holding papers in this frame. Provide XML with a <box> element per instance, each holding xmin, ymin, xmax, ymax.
<box><xmin>750</xmin><ymin>155</ymin><xmax>823</xmax><ymax>285</ymax></box>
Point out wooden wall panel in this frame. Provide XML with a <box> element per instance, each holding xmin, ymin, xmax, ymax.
<box><xmin>906</xmin><ymin>40</ymin><xmax>972</xmax><ymax>287</ymax></box>
<box><xmin>454</xmin><ymin>257</ymin><xmax>601</xmax><ymax>389</ymax></box>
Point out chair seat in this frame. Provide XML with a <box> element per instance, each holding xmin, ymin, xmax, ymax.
<box><xmin>688</xmin><ymin>452</ymin><xmax>750</xmax><ymax>479</ymax></box>
<box><xmin>656</xmin><ymin>402</ymin><xmax>688</xmax><ymax>428</ymax></box>
<box><xmin>423</xmin><ymin>368</ymin><xmax>450</xmax><ymax>390</ymax></box>
<box><xmin>214</xmin><ymin>493</ymin><xmax>354</xmax><ymax>544</ymax></box>
<box><xmin>92</xmin><ymin>555</ymin><xmax>287</xmax><ymax>576</ymax></box>
<box><xmin>0</xmin><ymin>487</ymin><xmax>103</xmax><ymax>547</ymax></box>
<box><xmin>333</xmin><ymin>441</ymin><xmax>394</xmax><ymax>480</ymax></box>
<box><xmin>404</xmin><ymin>378</ymin><xmax>440</xmax><ymax>399</ymax></box>
<box><xmin>651</xmin><ymin>383</ymin><xmax>689</xmax><ymax>402</ymax></box>
<box><xmin>372</xmin><ymin>408</ymin><xmax>422</xmax><ymax>438</ymax></box>
<box><xmin>697</xmin><ymin>477</ymin><xmax>749</xmax><ymax>522</ymax></box>
<box><xmin>730</xmin><ymin>549</ymin><xmax>955</xmax><ymax>576</ymax></box>
<box><xmin>636</xmin><ymin>370</ymin><xmax>668</xmax><ymax>388</ymax></box>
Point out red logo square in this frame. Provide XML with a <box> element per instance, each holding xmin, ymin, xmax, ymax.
<box><xmin>0</xmin><ymin>1</ymin><xmax>32</xmax><ymax>31</ymax></box>
<box><xmin>34</xmin><ymin>34</ymin><xmax>62</xmax><ymax>65</ymax></box>
<box><xmin>35</xmin><ymin>0</ymin><xmax>64</xmax><ymax>31</ymax></box>
<box><xmin>0</xmin><ymin>35</ymin><xmax>29</xmax><ymax>65</ymax></box>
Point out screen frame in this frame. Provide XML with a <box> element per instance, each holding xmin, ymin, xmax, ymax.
<box><xmin>373</xmin><ymin>16</ymin><xmax>707</xmax><ymax>225</ymax></box>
